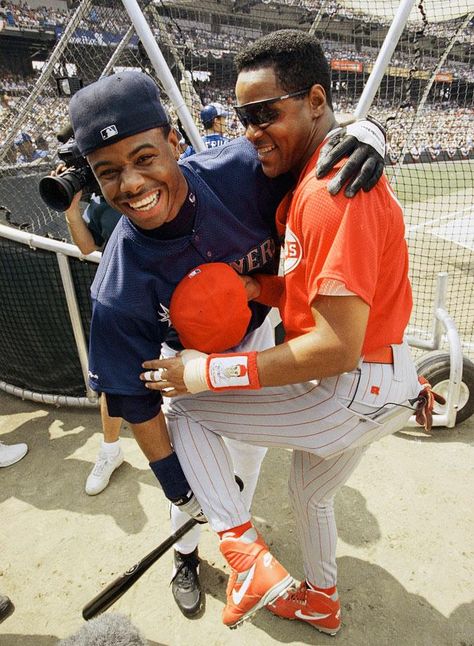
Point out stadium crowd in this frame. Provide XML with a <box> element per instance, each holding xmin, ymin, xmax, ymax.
<box><xmin>0</xmin><ymin>0</ymin><xmax>472</xmax><ymax>165</ymax></box>
<box><xmin>1</xmin><ymin>0</ymin><xmax>472</xmax><ymax>79</ymax></box>
<box><xmin>1</xmin><ymin>80</ymin><xmax>472</xmax><ymax>167</ymax></box>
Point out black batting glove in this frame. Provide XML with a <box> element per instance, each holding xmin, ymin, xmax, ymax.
<box><xmin>316</xmin><ymin>117</ymin><xmax>386</xmax><ymax>198</ymax></box>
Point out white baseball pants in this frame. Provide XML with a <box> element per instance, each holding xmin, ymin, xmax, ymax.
<box><xmin>166</xmin><ymin>341</ymin><xmax>419</xmax><ymax>586</ymax></box>
<box><xmin>165</xmin><ymin>317</ymin><xmax>274</xmax><ymax>554</ymax></box>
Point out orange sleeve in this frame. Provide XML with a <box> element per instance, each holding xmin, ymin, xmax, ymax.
<box><xmin>253</xmin><ymin>274</ymin><xmax>285</xmax><ymax>308</ymax></box>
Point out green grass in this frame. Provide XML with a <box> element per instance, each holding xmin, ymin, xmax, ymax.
<box><xmin>387</xmin><ymin>160</ymin><xmax>474</xmax><ymax>205</ymax></box>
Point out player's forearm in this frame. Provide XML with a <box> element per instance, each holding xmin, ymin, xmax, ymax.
<box><xmin>143</xmin><ymin>331</ymin><xmax>362</xmax><ymax>396</ymax></box>
<box><xmin>142</xmin><ymin>297</ymin><xmax>369</xmax><ymax>394</ymax></box>
<box><xmin>256</xmin><ymin>329</ymin><xmax>361</xmax><ymax>386</ymax></box>
<box><xmin>65</xmin><ymin>205</ymin><xmax>99</xmax><ymax>255</ymax></box>
<box><xmin>255</xmin><ymin>294</ymin><xmax>369</xmax><ymax>385</ymax></box>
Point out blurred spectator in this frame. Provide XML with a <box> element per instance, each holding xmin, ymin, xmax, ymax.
<box><xmin>14</xmin><ymin>131</ymin><xmax>49</xmax><ymax>164</ymax></box>
<box><xmin>0</xmin><ymin>1</ymin><xmax>15</xmax><ymax>27</ymax></box>
<box><xmin>181</xmin><ymin>101</ymin><xmax>230</xmax><ymax>158</ymax></box>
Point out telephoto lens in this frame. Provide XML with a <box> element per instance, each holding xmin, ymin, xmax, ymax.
<box><xmin>39</xmin><ymin>167</ymin><xmax>90</xmax><ymax>211</ymax></box>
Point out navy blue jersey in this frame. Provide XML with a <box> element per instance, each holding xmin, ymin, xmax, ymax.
<box><xmin>88</xmin><ymin>137</ymin><xmax>292</xmax><ymax>399</ymax></box>
<box><xmin>180</xmin><ymin>133</ymin><xmax>229</xmax><ymax>158</ymax></box>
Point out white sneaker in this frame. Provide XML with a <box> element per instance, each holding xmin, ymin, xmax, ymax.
<box><xmin>0</xmin><ymin>442</ymin><xmax>28</xmax><ymax>467</ymax></box>
<box><xmin>85</xmin><ymin>446</ymin><xmax>124</xmax><ymax>495</ymax></box>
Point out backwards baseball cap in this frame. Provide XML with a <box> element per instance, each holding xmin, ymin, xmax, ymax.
<box><xmin>69</xmin><ymin>71</ymin><xmax>169</xmax><ymax>156</ymax></box>
<box><xmin>169</xmin><ymin>263</ymin><xmax>252</xmax><ymax>353</ymax></box>
<box><xmin>200</xmin><ymin>102</ymin><xmax>229</xmax><ymax>127</ymax></box>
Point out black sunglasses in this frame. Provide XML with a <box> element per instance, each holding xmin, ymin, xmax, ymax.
<box><xmin>233</xmin><ymin>87</ymin><xmax>313</xmax><ymax>129</ymax></box>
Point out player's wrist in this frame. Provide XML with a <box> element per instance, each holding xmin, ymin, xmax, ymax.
<box><xmin>182</xmin><ymin>351</ymin><xmax>262</xmax><ymax>393</ymax></box>
<box><xmin>345</xmin><ymin>119</ymin><xmax>386</xmax><ymax>158</ymax></box>
<box><xmin>182</xmin><ymin>354</ymin><xmax>208</xmax><ymax>393</ymax></box>
<box><xmin>65</xmin><ymin>212</ymin><xmax>83</xmax><ymax>225</ymax></box>
<box><xmin>207</xmin><ymin>352</ymin><xmax>261</xmax><ymax>391</ymax></box>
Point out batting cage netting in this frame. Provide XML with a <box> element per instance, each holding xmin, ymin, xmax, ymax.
<box><xmin>0</xmin><ymin>0</ymin><xmax>472</xmax><ymax>405</ymax></box>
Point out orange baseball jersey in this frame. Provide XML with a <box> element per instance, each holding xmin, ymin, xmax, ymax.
<box><xmin>274</xmin><ymin>143</ymin><xmax>412</xmax><ymax>354</ymax></box>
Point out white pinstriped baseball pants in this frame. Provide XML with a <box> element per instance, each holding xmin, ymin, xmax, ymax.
<box><xmin>165</xmin><ymin>340</ymin><xmax>419</xmax><ymax>587</ymax></box>
<box><xmin>165</xmin><ymin>319</ymin><xmax>274</xmax><ymax>554</ymax></box>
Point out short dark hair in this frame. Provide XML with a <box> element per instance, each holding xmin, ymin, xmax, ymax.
<box><xmin>161</xmin><ymin>123</ymin><xmax>172</xmax><ymax>138</ymax></box>
<box><xmin>235</xmin><ymin>29</ymin><xmax>333</xmax><ymax>110</ymax></box>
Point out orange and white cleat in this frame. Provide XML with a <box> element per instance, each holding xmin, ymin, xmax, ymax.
<box><xmin>220</xmin><ymin>528</ymin><xmax>293</xmax><ymax>628</ymax></box>
<box><xmin>267</xmin><ymin>580</ymin><xmax>341</xmax><ymax>635</ymax></box>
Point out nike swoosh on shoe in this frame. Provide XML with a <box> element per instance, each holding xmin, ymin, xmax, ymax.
<box><xmin>295</xmin><ymin>609</ymin><xmax>332</xmax><ymax>621</ymax></box>
<box><xmin>232</xmin><ymin>563</ymin><xmax>256</xmax><ymax>606</ymax></box>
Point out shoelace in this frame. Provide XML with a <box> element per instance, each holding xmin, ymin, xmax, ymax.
<box><xmin>91</xmin><ymin>454</ymin><xmax>116</xmax><ymax>477</ymax></box>
<box><xmin>170</xmin><ymin>553</ymin><xmax>200</xmax><ymax>590</ymax></box>
<box><xmin>285</xmin><ymin>582</ymin><xmax>307</xmax><ymax>604</ymax></box>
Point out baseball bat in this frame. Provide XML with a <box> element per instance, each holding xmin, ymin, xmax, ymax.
<box><xmin>82</xmin><ymin>516</ymin><xmax>197</xmax><ymax>620</ymax></box>
<box><xmin>82</xmin><ymin>476</ymin><xmax>243</xmax><ymax>620</ymax></box>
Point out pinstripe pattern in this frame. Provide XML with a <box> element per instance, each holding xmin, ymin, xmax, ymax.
<box><xmin>165</xmin><ymin>341</ymin><xmax>419</xmax><ymax>581</ymax></box>
<box><xmin>167</xmin><ymin>318</ymin><xmax>273</xmax><ymax>552</ymax></box>
<box><xmin>289</xmin><ymin>446</ymin><xmax>366</xmax><ymax>587</ymax></box>
<box><xmin>171</xmin><ymin>439</ymin><xmax>267</xmax><ymax>553</ymax></box>
<box><xmin>169</xmin><ymin>342</ymin><xmax>418</xmax><ymax>459</ymax></box>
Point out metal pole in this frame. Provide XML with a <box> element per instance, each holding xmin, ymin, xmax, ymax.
<box><xmin>435</xmin><ymin>307</ymin><xmax>463</xmax><ymax>428</ymax></box>
<box><xmin>354</xmin><ymin>0</ymin><xmax>417</xmax><ymax>120</ymax></box>
<box><xmin>392</xmin><ymin>11</ymin><xmax>474</xmax><ymax>174</ymax></box>
<box><xmin>0</xmin><ymin>381</ymin><xmax>98</xmax><ymax>408</ymax></box>
<box><xmin>432</xmin><ymin>272</ymin><xmax>447</xmax><ymax>350</ymax></box>
<box><xmin>149</xmin><ymin>5</ymin><xmax>203</xmax><ymax>118</ymax></box>
<box><xmin>56</xmin><ymin>253</ymin><xmax>97</xmax><ymax>401</ymax></box>
<box><xmin>120</xmin><ymin>0</ymin><xmax>205</xmax><ymax>152</ymax></box>
<box><xmin>405</xmin><ymin>272</ymin><xmax>449</xmax><ymax>351</ymax></box>
<box><xmin>101</xmin><ymin>24</ymin><xmax>137</xmax><ymax>78</ymax></box>
<box><xmin>0</xmin><ymin>223</ymin><xmax>101</xmax><ymax>262</ymax></box>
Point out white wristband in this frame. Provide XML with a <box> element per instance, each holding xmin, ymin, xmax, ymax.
<box><xmin>345</xmin><ymin>120</ymin><xmax>386</xmax><ymax>158</ymax></box>
<box><xmin>181</xmin><ymin>350</ymin><xmax>209</xmax><ymax>394</ymax></box>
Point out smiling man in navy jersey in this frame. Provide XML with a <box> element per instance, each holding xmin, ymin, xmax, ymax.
<box><xmin>68</xmin><ymin>70</ymin><xmax>385</xmax><ymax>618</ymax></box>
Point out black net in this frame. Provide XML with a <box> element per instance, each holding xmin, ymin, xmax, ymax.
<box><xmin>0</xmin><ymin>0</ymin><xmax>472</xmax><ymax>400</ymax></box>
<box><xmin>0</xmin><ymin>236</ymin><xmax>94</xmax><ymax>396</ymax></box>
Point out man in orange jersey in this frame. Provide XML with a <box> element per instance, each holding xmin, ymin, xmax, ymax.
<box><xmin>143</xmin><ymin>30</ymin><xmax>421</xmax><ymax>634</ymax></box>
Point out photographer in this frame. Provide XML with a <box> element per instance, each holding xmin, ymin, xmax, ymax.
<box><xmin>61</xmin><ymin>184</ymin><xmax>121</xmax><ymax>256</ymax></box>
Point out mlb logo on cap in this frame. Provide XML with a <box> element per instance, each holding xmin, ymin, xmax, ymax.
<box><xmin>100</xmin><ymin>124</ymin><xmax>119</xmax><ymax>141</ymax></box>
<box><xmin>170</xmin><ymin>263</ymin><xmax>252</xmax><ymax>353</ymax></box>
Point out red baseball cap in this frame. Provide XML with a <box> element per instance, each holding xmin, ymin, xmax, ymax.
<box><xmin>170</xmin><ymin>263</ymin><xmax>252</xmax><ymax>353</ymax></box>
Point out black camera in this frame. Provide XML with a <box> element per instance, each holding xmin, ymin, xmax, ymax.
<box><xmin>39</xmin><ymin>138</ymin><xmax>100</xmax><ymax>212</ymax></box>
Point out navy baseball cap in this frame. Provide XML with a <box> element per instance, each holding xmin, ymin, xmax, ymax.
<box><xmin>69</xmin><ymin>72</ymin><xmax>169</xmax><ymax>156</ymax></box>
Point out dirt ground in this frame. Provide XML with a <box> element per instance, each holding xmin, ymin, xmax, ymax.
<box><xmin>1</xmin><ymin>389</ymin><xmax>473</xmax><ymax>646</ymax></box>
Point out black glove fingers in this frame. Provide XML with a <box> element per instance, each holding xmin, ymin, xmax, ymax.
<box><xmin>327</xmin><ymin>146</ymin><xmax>366</xmax><ymax>195</ymax></box>
<box><xmin>316</xmin><ymin>134</ymin><xmax>357</xmax><ymax>178</ymax></box>
<box><xmin>362</xmin><ymin>160</ymin><xmax>385</xmax><ymax>193</ymax></box>
<box><xmin>344</xmin><ymin>155</ymin><xmax>377</xmax><ymax>197</ymax></box>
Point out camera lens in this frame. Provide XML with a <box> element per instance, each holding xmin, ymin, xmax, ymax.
<box><xmin>39</xmin><ymin>169</ymin><xmax>87</xmax><ymax>211</ymax></box>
